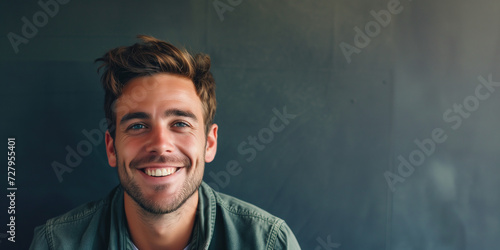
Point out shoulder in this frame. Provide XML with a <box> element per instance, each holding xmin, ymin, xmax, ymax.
<box><xmin>47</xmin><ymin>194</ymin><xmax>112</xmax><ymax>227</ymax></box>
<box><xmin>30</xmin><ymin>186</ymin><xmax>121</xmax><ymax>249</ymax></box>
<box><xmin>214</xmin><ymin>189</ymin><xmax>281</xmax><ymax>224</ymax></box>
<box><xmin>200</xmin><ymin>183</ymin><xmax>301</xmax><ymax>249</ymax></box>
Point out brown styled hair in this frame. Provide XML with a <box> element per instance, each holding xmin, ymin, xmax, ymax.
<box><xmin>95</xmin><ymin>35</ymin><xmax>216</xmax><ymax>138</ymax></box>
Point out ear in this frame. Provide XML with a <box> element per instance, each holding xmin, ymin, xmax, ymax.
<box><xmin>205</xmin><ymin>124</ymin><xmax>218</xmax><ymax>163</ymax></box>
<box><xmin>105</xmin><ymin>131</ymin><xmax>117</xmax><ymax>167</ymax></box>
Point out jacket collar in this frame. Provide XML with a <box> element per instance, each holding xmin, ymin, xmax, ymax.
<box><xmin>116</xmin><ymin>182</ymin><xmax>217</xmax><ymax>250</ymax></box>
<box><xmin>191</xmin><ymin>182</ymin><xmax>217</xmax><ymax>249</ymax></box>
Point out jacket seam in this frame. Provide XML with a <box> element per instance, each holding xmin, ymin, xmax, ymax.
<box><xmin>215</xmin><ymin>192</ymin><xmax>284</xmax><ymax>249</ymax></box>
<box><xmin>266</xmin><ymin>219</ymin><xmax>284</xmax><ymax>250</ymax></box>
<box><xmin>215</xmin><ymin>195</ymin><xmax>278</xmax><ymax>223</ymax></box>
<box><xmin>205</xmin><ymin>183</ymin><xmax>218</xmax><ymax>250</ymax></box>
<box><xmin>45</xmin><ymin>222</ymin><xmax>54</xmax><ymax>250</ymax></box>
<box><xmin>49</xmin><ymin>199</ymin><xmax>110</xmax><ymax>226</ymax></box>
<box><xmin>41</xmin><ymin>198</ymin><xmax>111</xmax><ymax>249</ymax></box>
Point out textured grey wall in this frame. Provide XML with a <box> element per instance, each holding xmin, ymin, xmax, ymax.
<box><xmin>1</xmin><ymin>0</ymin><xmax>499</xmax><ymax>249</ymax></box>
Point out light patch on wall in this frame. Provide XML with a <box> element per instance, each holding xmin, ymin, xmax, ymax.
<box><xmin>429</xmin><ymin>160</ymin><xmax>457</xmax><ymax>202</ymax></box>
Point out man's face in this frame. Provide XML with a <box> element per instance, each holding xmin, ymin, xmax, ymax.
<box><xmin>105</xmin><ymin>73</ymin><xmax>217</xmax><ymax>214</ymax></box>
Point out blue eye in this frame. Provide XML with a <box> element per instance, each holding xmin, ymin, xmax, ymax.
<box><xmin>130</xmin><ymin>124</ymin><xmax>146</xmax><ymax>130</ymax></box>
<box><xmin>173</xmin><ymin>122</ymin><xmax>189</xmax><ymax>128</ymax></box>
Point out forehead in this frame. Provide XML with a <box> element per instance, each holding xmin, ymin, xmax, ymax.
<box><xmin>116</xmin><ymin>73</ymin><xmax>202</xmax><ymax>118</ymax></box>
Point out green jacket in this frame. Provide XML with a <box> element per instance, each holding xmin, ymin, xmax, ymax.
<box><xmin>30</xmin><ymin>182</ymin><xmax>301</xmax><ymax>249</ymax></box>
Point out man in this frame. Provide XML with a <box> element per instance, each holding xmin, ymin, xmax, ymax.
<box><xmin>30</xmin><ymin>35</ymin><xmax>301</xmax><ymax>249</ymax></box>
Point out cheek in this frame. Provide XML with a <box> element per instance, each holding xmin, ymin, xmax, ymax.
<box><xmin>116</xmin><ymin>138</ymin><xmax>143</xmax><ymax>162</ymax></box>
<box><xmin>176</xmin><ymin>134</ymin><xmax>204</xmax><ymax>157</ymax></box>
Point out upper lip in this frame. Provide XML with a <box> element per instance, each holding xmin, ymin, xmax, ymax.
<box><xmin>136</xmin><ymin>164</ymin><xmax>184</xmax><ymax>170</ymax></box>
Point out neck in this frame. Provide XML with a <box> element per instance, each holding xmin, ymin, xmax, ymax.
<box><xmin>124</xmin><ymin>191</ymin><xmax>198</xmax><ymax>250</ymax></box>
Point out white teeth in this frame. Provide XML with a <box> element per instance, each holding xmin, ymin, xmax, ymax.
<box><xmin>145</xmin><ymin>168</ymin><xmax>177</xmax><ymax>177</ymax></box>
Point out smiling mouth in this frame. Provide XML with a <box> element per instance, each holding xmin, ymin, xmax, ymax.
<box><xmin>142</xmin><ymin>168</ymin><xmax>180</xmax><ymax>177</ymax></box>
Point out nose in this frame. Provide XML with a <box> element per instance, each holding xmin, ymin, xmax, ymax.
<box><xmin>146</xmin><ymin>125</ymin><xmax>174</xmax><ymax>154</ymax></box>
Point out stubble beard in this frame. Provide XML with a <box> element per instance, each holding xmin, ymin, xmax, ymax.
<box><xmin>117</xmin><ymin>153</ymin><xmax>204</xmax><ymax>215</ymax></box>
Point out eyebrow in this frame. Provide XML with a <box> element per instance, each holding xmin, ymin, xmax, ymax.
<box><xmin>164</xmin><ymin>109</ymin><xmax>197</xmax><ymax>121</ymax></box>
<box><xmin>120</xmin><ymin>112</ymin><xmax>150</xmax><ymax>125</ymax></box>
<box><xmin>119</xmin><ymin>109</ymin><xmax>197</xmax><ymax>125</ymax></box>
